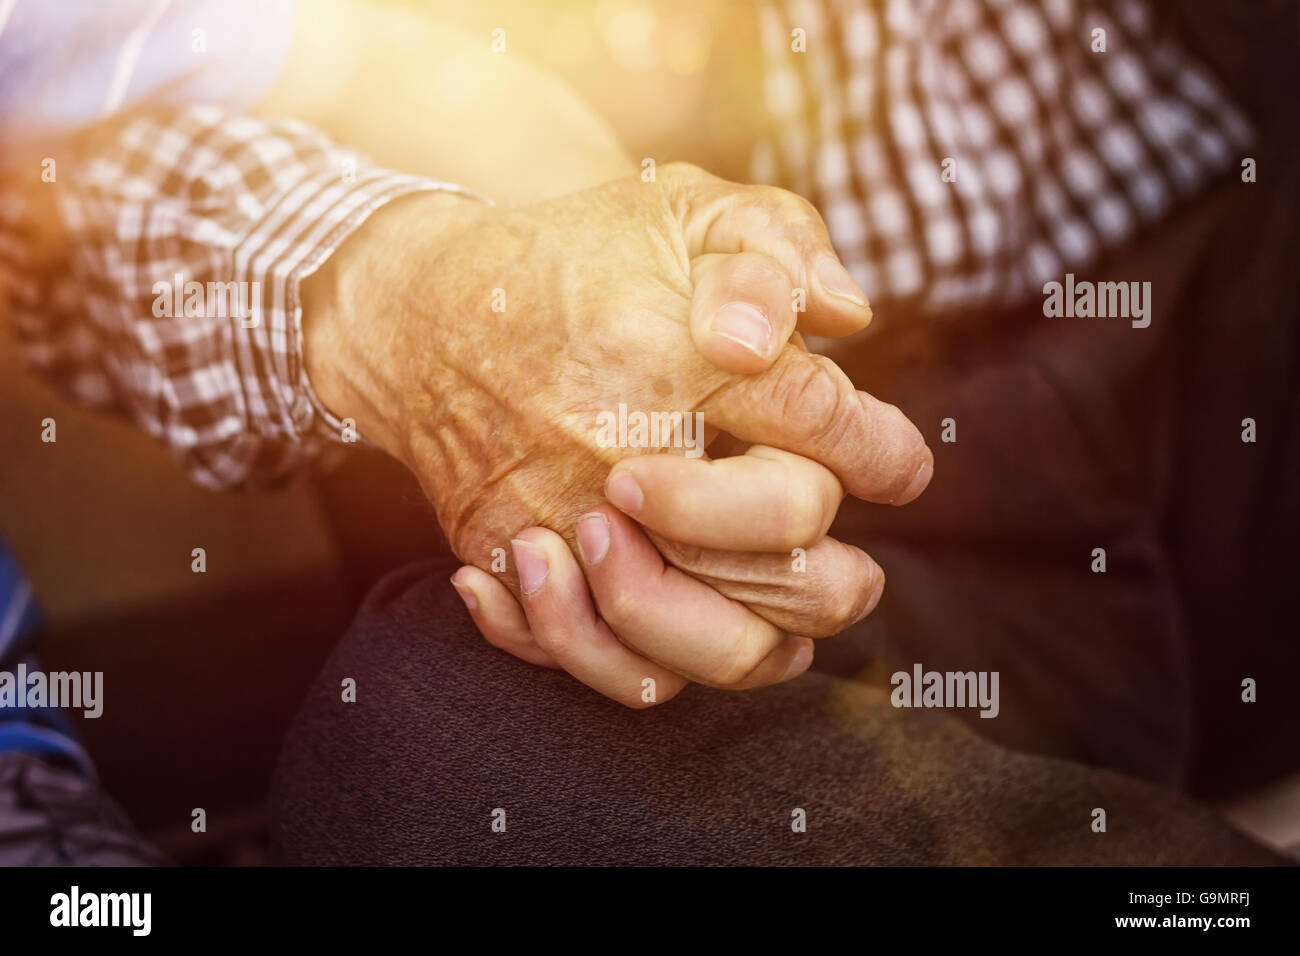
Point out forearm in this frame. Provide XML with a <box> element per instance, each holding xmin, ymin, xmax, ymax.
<box><xmin>257</xmin><ymin>0</ymin><xmax>636</xmax><ymax>204</ymax></box>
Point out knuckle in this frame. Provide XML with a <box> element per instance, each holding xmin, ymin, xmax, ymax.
<box><xmin>657</xmin><ymin>538</ymin><xmax>708</xmax><ymax>574</ymax></box>
<box><xmin>662</xmin><ymin>161</ymin><xmax>710</xmax><ymax>184</ymax></box>
<box><xmin>764</xmin><ymin>188</ymin><xmax>826</xmax><ymax>253</ymax></box>
<box><xmin>772</xmin><ymin>356</ymin><xmax>856</xmax><ymax>452</ymax></box>
<box><xmin>706</xmin><ymin>631</ymin><xmax>770</xmax><ymax>687</ymax></box>
<box><xmin>809</xmin><ymin>551</ymin><xmax>877</xmax><ymax>635</ymax></box>
<box><xmin>728</xmin><ymin>250</ymin><xmax>790</xmax><ymax>288</ymax></box>
<box><xmin>803</xmin><ymin>590</ymin><xmax>858</xmax><ymax>639</ymax></box>
<box><xmin>530</xmin><ymin>624</ymin><xmax>575</xmax><ymax>657</ymax></box>
<box><xmin>755</xmin><ymin>184</ymin><xmax>814</xmax><ymax>218</ymax></box>
<box><xmin>599</xmin><ymin>585</ymin><xmax>641</xmax><ymax>631</ymax></box>
<box><xmin>781</xmin><ymin>190</ymin><xmax>822</xmax><ymax>226</ymax></box>
<box><xmin>830</xmin><ymin>574</ymin><xmax>871</xmax><ymax>631</ymax></box>
<box><xmin>780</xmin><ymin>471</ymin><xmax>829</xmax><ymax>548</ymax></box>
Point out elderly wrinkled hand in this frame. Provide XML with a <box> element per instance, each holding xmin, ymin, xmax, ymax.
<box><xmin>303</xmin><ymin>163</ymin><xmax>933</xmax><ymax>704</ymax></box>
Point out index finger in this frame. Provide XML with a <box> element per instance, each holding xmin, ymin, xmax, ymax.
<box><xmin>606</xmin><ymin>445</ymin><xmax>843</xmax><ymax>551</ymax></box>
<box><xmin>700</xmin><ymin>349</ymin><xmax>934</xmax><ymax>505</ymax></box>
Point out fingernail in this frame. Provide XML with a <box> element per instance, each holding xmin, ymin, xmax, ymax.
<box><xmin>779</xmin><ymin>641</ymin><xmax>814</xmax><ymax>683</ymax></box>
<box><xmin>576</xmin><ymin>512</ymin><xmax>611</xmax><ymax>566</ymax></box>
<box><xmin>852</xmin><ymin>557</ymin><xmax>885</xmax><ymax>624</ymax></box>
<box><xmin>605</xmin><ymin>470</ymin><xmax>644</xmax><ymax>515</ymax></box>
<box><xmin>816</xmin><ymin>256</ymin><xmax>869</xmax><ymax>308</ymax></box>
<box><xmin>894</xmin><ymin>456</ymin><xmax>933</xmax><ymax>505</ymax></box>
<box><xmin>711</xmin><ymin>302</ymin><xmax>772</xmax><ymax>357</ymax></box>
<box><xmin>511</xmin><ymin>538</ymin><xmax>549</xmax><ymax>595</ymax></box>
<box><xmin>450</xmin><ymin>574</ymin><xmax>478</xmax><ymax>611</ymax></box>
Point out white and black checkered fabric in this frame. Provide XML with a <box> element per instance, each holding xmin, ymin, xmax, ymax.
<box><xmin>752</xmin><ymin>0</ymin><xmax>1253</xmax><ymax>315</ymax></box>
<box><xmin>0</xmin><ymin>106</ymin><xmax>464</xmax><ymax>489</ymax></box>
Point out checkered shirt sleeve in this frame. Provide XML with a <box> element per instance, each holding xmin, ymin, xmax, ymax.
<box><xmin>752</xmin><ymin>0</ymin><xmax>1253</xmax><ymax>316</ymax></box>
<box><xmin>0</xmin><ymin>105</ymin><xmax>474</xmax><ymax>490</ymax></box>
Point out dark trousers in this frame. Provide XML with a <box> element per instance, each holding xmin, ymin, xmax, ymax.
<box><xmin>822</xmin><ymin>94</ymin><xmax>1300</xmax><ymax>799</ymax></box>
<box><xmin>270</xmin><ymin>558</ymin><xmax>1281</xmax><ymax>865</ymax></box>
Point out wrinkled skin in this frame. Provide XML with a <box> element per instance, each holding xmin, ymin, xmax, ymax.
<box><xmin>304</xmin><ymin>164</ymin><xmax>930</xmax><ymax>638</ymax></box>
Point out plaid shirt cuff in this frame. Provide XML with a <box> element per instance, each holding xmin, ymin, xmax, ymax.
<box><xmin>4</xmin><ymin>106</ymin><xmax>482</xmax><ymax>490</ymax></box>
<box><xmin>265</xmin><ymin>172</ymin><xmax>465</xmax><ymax>451</ymax></box>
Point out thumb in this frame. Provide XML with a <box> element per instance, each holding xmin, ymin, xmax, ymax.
<box><xmin>688</xmin><ymin>251</ymin><xmax>798</xmax><ymax>374</ymax></box>
<box><xmin>666</xmin><ymin>163</ymin><xmax>873</xmax><ymax>340</ymax></box>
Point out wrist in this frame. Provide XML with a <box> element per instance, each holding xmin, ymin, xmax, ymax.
<box><xmin>301</xmin><ymin>189</ymin><xmax>480</xmax><ymax>466</ymax></box>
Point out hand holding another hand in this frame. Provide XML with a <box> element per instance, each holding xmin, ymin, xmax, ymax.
<box><xmin>303</xmin><ymin>163</ymin><xmax>933</xmax><ymax>704</ymax></box>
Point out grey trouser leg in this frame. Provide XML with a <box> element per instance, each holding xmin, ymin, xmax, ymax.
<box><xmin>271</xmin><ymin>560</ymin><xmax>1281</xmax><ymax>865</ymax></box>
